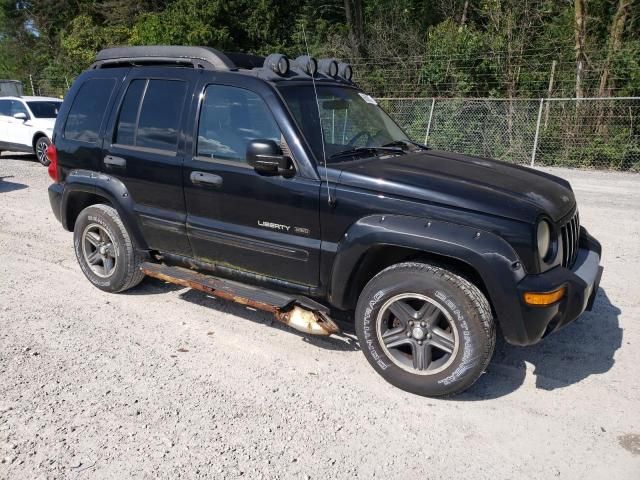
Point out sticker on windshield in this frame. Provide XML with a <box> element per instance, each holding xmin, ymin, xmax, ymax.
<box><xmin>358</xmin><ymin>93</ymin><xmax>378</xmax><ymax>105</ymax></box>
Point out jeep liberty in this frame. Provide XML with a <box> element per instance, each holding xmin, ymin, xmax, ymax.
<box><xmin>47</xmin><ymin>46</ymin><xmax>603</xmax><ymax>396</ymax></box>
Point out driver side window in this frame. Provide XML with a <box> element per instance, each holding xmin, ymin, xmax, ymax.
<box><xmin>197</xmin><ymin>85</ymin><xmax>281</xmax><ymax>163</ymax></box>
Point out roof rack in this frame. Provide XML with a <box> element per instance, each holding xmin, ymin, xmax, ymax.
<box><xmin>92</xmin><ymin>46</ymin><xmax>238</xmax><ymax>70</ymax></box>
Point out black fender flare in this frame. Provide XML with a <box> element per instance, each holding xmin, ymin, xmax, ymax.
<box><xmin>328</xmin><ymin>214</ymin><xmax>528</xmax><ymax>340</ymax></box>
<box><xmin>60</xmin><ymin>169</ymin><xmax>148</xmax><ymax>249</ymax></box>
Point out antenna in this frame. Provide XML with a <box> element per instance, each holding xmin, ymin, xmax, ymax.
<box><xmin>302</xmin><ymin>26</ymin><xmax>332</xmax><ymax>205</ymax></box>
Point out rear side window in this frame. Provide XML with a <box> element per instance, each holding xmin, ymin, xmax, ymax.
<box><xmin>114</xmin><ymin>79</ymin><xmax>187</xmax><ymax>152</ymax></box>
<box><xmin>64</xmin><ymin>78</ymin><xmax>116</xmax><ymax>143</ymax></box>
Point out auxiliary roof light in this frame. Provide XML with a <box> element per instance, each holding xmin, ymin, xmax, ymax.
<box><xmin>318</xmin><ymin>58</ymin><xmax>339</xmax><ymax>77</ymax></box>
<box><xmin>338</xmin><ymin>62</ymin><xmax>353</xmax><ymax>81</ymax></box>
<box><xmin>265</xmin><ymin>53</ymin><xmax>290</xmax><ymax>75</ymax></box>
<box><xmin>294</xmin><ymin>55</ymin><xmax>318</xmax><ymax>76</ymax></box>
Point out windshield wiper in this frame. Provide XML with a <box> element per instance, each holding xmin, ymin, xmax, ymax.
<box><xmin>382</xmin><ymin>140</ymin><xmax>430</xmax><ymax>150</ymax></box>
<box><xmin>329</xmin><ymin>146</ymin><xmax>406</xmax><ymax>160</ymax></box>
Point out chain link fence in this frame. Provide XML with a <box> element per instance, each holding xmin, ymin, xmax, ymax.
<box><xmin>378</xmin><ymin>97</ymin><xmax>640</xmax><ymax>171</ymax></box>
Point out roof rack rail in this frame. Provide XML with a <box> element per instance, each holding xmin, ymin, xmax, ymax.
<box><xmin>92</xmin><ymin>46</ymin><xmax>236</xmax><ymax>71</ymax></box>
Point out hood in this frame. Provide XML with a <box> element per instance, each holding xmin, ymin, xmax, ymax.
<box><xmin>333</xmin><ymin>150</ymin><xmax>575</xmax><ymax>223</ymax></box>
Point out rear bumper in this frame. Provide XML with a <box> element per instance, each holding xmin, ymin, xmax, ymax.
<box><xmin>504</xmin><ymin>229</ymin><xmax>603</xmax><ymax>345</ymax></box>
<box><xmin>48</xmin><ymin>183</ymin><xmax>63</xmax><ymax>224</ymax></box>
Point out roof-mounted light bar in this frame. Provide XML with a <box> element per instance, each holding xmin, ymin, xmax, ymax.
<box><xmin>318</xmin><ymin>58</ymin><xmax>339</xmax><ymax>77</ymax></box>
<box><xmin>264</xmin><ymin>53</ymin><xmax>290</xmax><ymax>75</ymax></box>
<box><xmin>294</xmin><ymin>55</ymin><xmax>318</xmax><ymax>76</ymax></box>
<box><xmin>338</xmin><ymin>62</ymin><xmax>353</xmax><ymax>81</ymax></box>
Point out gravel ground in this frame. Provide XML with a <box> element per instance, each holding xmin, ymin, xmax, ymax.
<box><xmin>1</xmin><ymin>152</ymin><xmax>639</xmax><ymax>480</ymax></box>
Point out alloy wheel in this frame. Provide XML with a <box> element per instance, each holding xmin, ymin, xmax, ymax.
<box><xmin>81</xmin><ymin>223</ymin><xmax>117</xmax><ymax>278</ymax></box>
<box><xmin>376</xmin><ymin>293</ymin><xmax>459</xmax><ymax>375</ymax></box>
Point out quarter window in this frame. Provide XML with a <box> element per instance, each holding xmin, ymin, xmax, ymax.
<box><xmin>197</xmin><ymin>85</ymin><xmax>281</xmax><ymax>162</ymax></box>
<box><xmin>114</xmin><ymin>79</ymin><xmax>187</xmax><ymax>152</ymax></box>
<box><xmin>64</xmin><ymin>78</ymin><xmax>116</xmax><ymax>143</ymax></box>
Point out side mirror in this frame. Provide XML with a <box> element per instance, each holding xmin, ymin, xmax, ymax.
<box><xmin>246</xmin><ymin>139</ymin><xmax>295</xmax><ymax>177</ymax></box>
<box><xmin>13</xmin><ymin>112</ymin><xmax>28</xmax><ymax>121</ymax></box>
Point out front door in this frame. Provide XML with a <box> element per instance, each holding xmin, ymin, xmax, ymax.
<box><xmin>10</xmin><ymin>100</ymin><xmax>33</xmax><ymax>147</ymax></box>
<box><xmin>183</xmin><ymin>83</ymin><xmax>321</xmax><ymax>287</ymax></box>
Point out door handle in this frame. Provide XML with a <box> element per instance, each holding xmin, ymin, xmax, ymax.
<box><xmin>190</xmin><ymin>171</ymin><xmax>223</xmax><ymax>188</ymax></box>
<box><xmin>104</xmin><ymin>155</ymin><xmax>126</xmax><ymax>167</ymax></box>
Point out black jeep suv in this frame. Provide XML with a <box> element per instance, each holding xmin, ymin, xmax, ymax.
<box><xmin>47</xmin><ymin>46</ymin><xmax>603</xmax><ymax>396</ymax></box>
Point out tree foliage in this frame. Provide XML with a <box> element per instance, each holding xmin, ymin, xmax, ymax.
<box><xmin>0</xmin><ymin>0</ymin><xmax>639</xmax><ymax>98</ymax></box>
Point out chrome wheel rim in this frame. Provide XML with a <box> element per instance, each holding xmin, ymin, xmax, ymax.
<box><xmin>376</xmin><ymin>293</ymin><xmax>459</xmax><ymax>375</ymax></box>
<box><xmin>36</xmin><ymin>139</ymin><xmax>48</xmax><ymax>163</ymax></box>
<box><xmin>81</xmin><ymin>223</ymin><xmax>117</xmax><ymax>278</ymax></box>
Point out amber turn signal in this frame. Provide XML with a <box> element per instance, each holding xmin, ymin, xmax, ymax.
<box><xmin>523</xmin><ymin>286</ymin><xmax>566</xmax><ymax>306</ymax></box>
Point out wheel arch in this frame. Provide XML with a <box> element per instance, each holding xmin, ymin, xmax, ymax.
<box><xmin>60</xmin><ymin>170</ymin><xmax>148</xmax><ymax>250</ymax></box>
<box><xmin>327</xmin><ymin>214</ymin><xmax>526</xmax><ymax>329</ymax></box>
<box><xmin>31</xmin><ymin>132</ymin><xmax>50</xmax><ymax>150</ymax></box>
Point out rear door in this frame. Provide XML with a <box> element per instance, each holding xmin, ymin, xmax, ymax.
<box><xmin>102</xmin><ymin>68</ymin><xmax>195</xmax><ymax>256</ymax></box>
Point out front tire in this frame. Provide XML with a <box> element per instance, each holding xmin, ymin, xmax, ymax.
<box><xmin>355</xmin><ymin>262</ymin><xmax>495</xmax><ymax>397</ymax></box>
<box><xmin>34</xmin><ymin>136</ymin><xmax>51</xmax><ymax>166</ymax></box>
<box><xmin>73</xmin><ymin>204</ymin><xmax>145</xmax><ymax>293</ymax></box>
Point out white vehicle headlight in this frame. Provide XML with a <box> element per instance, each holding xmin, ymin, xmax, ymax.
<box><xmin>537</xmin><ymin>220</ymin><xmax>552</xmax><ymax>261</ymax></box>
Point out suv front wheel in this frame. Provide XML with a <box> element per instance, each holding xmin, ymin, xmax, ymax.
<box><xmin>355</xmin><ymin>262</ymin><xmax>495</xmax><ymax>397</ymax></box>
<box><xmin>73</xmin><ymin>204</ymin><xmax>145</xmax><ymax>293</ymax></box>
<box><xmin>34</xmin><ymin>136</ymin><xmax>51</xmax><ymax>166</ymax></box>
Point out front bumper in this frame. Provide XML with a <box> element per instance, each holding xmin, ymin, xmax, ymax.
<box><xmin>505</xmin><ymin>228</ymin><xmax>603</xmax><ymax>345</ymax></box>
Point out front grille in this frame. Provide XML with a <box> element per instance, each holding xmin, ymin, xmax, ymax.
<box><xmin>560</xmin><ymin>211</ymin><xmax>580</xmax><ymax>268</ymax></box>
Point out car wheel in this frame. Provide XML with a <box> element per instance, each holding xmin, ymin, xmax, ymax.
<box><xmin>355</xmin><ymin>261</ymin><xmax>495</xmax><ymax>397</ymax></box>
<box><xmin>73</xmin><ymin>204</ymin><xmax>145</xmax><ymax>293</ymax></box>
<box><xmin>34</xmin><ymin>136</ymin><xmax>51</xmax><ymax>166</ymax></box>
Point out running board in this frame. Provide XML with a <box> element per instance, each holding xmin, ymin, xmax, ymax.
<box><xmin>140</xmin><ymin>262</ymin><xmax>340</xmax><ymax>336</ymax></box>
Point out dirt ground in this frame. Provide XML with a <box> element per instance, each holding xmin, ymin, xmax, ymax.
<box><xmin>1</xmin><ymin>153</ymin><xmax>639</xmax><ymax>480</ymax></box>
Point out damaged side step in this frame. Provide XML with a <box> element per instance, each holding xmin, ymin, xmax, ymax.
<box><xmin>140</xmin><ymin>262</ymin><xmax>339</xmax><ymax>336</ymax></box>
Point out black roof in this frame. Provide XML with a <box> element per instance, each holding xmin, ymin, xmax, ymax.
<box><xmin>92</xmin><ymin>46</ymin><xmax>266</xmax><ymax>71</ymax></box>
<box><xmin>90</xmin><ymin>46</ymin><xmax>355</xmax><ymax>87</ymax></box>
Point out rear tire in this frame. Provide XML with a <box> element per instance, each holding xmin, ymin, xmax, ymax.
<box><xmin>34</xmin><ymin>136</ymin><xmax>51</xmax><ymax>166</ymax></box>
<box><xmin>73</xmin><ymin>204</ymin><xmax>145</xmax><ymax>293</ymax></box>
<box><xmin>355</xmin><ymin>261</ymin><xmax>495</xmax><ymax>397</ymax></box>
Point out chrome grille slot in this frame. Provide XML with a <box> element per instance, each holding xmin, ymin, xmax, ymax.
<box><xmin>560</xmin><ymin>211</ymin><xmax>580</xmax><ymax>268</ymax></box>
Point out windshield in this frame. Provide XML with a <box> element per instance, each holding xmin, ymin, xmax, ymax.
<box><xmin>27</xmin><ymin>101</ymin><xmax>62</xmax><ymax>118</ymax></box>
<box><xmin>278</xmin><ymin>85</ymin><xmax>409</xmax><ymax>163</ymax></box>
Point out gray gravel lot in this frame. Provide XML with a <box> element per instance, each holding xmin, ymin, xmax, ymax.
<box><xmin>1</xmin><ymin>152</ymin><xmax>639</xmax><ymax>479</ymax></box>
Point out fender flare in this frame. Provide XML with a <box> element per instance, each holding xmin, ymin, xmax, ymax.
<box><xmin>328</xmin><ymin>214</ymin><xmax>528</xmax><ymax>337</ymax></box>
<box><xmin>60</xmin><ymin>169</ymin><xmax>148</xmax><ymax>249</ymax></box>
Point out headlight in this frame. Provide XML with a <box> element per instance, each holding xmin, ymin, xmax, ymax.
<box><xmin>537</xmin><ymin>220</ymin><xmax>552</xmax><ymax>261</ymax></box>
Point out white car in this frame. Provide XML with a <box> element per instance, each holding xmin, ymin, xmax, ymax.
<box><xmin>0</xmin><ymin>96</ymin><xmax>63</xmax><ymax>165</ymax></box>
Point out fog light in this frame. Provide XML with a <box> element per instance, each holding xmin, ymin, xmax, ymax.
<box><xmin>523</xmin><ymin>287</ymin><xmax>566</xmax><ymax>306</ymax></box>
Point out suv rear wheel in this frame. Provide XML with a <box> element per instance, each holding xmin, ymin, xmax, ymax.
<box><xmin>73</xmin><ymin>204</ymin><xmax>145</xmax><ymax>293</ymax></box>
<box><xmin>355</xmin><ymin>262</ymin><xmax>495</xmax><ymax>397</ymax></box>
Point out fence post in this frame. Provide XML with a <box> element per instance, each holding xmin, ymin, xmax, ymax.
<box><xmin>424</xmin><ymin>98</ymin><xmax>436</xmax><ymax>145</ymax></box>
<box><xmin>29</xmin><ymin>75</ymin><xmax>35</xmax><ymax>96</ymax></box>
<box><xmin>531</xmin><ymin>98</ymin><xmax>544</xmax><ymax>167</ymax></box>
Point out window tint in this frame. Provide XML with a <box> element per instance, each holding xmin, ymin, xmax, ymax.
<box><xmin>197</xmin><ymin>85</ymin><xmax>281</xmax><ymax>162</ymax></box>
<box><xmin>137</xmin><ymin>80</ymin><xmax>186</xmax><ymax>151</ymax></box>
<box><xmin>64</xmin><ymin>78</ymin><xmax>116</xmax><ymax>143</ymax></box>
<box><xmin>0</xmin><ymin>100</ymin><xmax>10</xmax><ymax>116</ymax></box>
<box><xmin>115</xmin><ymin>80</ymin><xmax>146</xmax><ymax>146</ymax></box>
<box><xmin>10</xmin><ymin>101</ymin><xmax>29</xmax><ymax>117</ymax></box>
<box><xmin>27</xmin><ymin>101</ymin><xmax>62</xmax><ymax>119</ymax></box>
<box><xmin>114</xmin><ymin>79</ymin><xmax>187</xmax><ymax>152</ymax></box>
